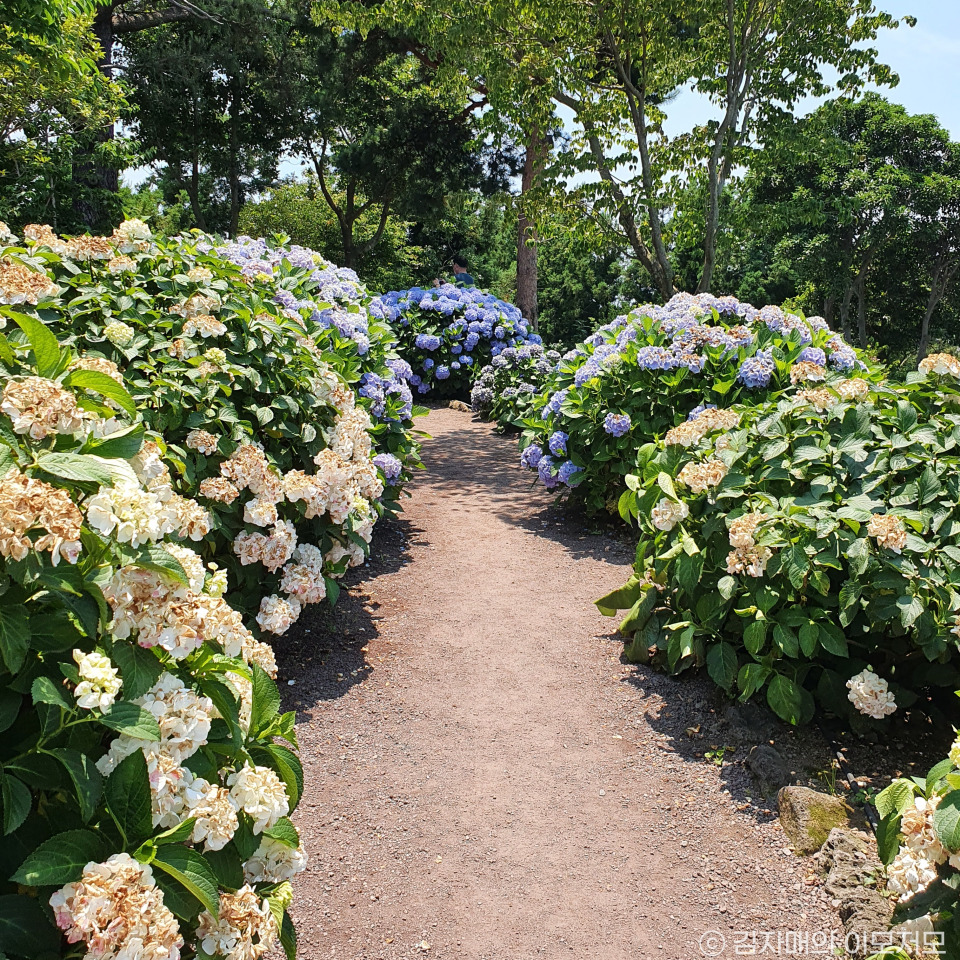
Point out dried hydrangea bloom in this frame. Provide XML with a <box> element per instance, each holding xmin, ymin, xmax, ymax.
<box><xmin>183</xmin><ymin>314</ymin><xmax>227</xmax><ymax>338</ymax></box>
<box><xmin>867</xmin><ymin>514</ymin><xmax>907</xmax><ymax>554</ymax></box>
<box><xmin>221</xmin><ymin>444</ymin><xmax>283</xmax><ymax>502</ymax></box>
<box><xmin>227</xmin><ymin>764</ymin><xmax>290</xmax><ymax>833</ymax></box>
<box><xmin>167</xmin><ymin>337</ymin><xmax>197</xmax><ymax>360</ymax></box>
<box><xmin>795</xmin><ymin>388</ymin><xmax>835</xmax><ymax>412</ymax></box>
<box><xmin>886</xmin><ymin>846</ymin><xmax>941</xmax><ymax>897</ymax></box>
<box><xmin>243</xmin><ymin>836</ymin><xmax>308</xmax><ymax>884</ymax></box>
<box><xmin>664</xmin><ymin>407</ymin><xmax>738</xmax><ymax>447</ymax></box>
<box><xmin>0</xmin><ymin>257</ymin><xmax>59</xmax><ymax>304</ymax></box>
<box><xmin>66</xmin><ymin>235</ymin><xmax>113</xmax><ymax>260</ymax></box>
<box><xmin>186</xmin><ymin>428</ymin><xmax>220</xmax><ymax>456</ymax></box>
<box><xmin>789</xmin><ymin>361</ymin><xmax>826</xmax><ymax>384</ymax></box>
<box><xmin>728</xmin><ymin>512</ymin><xmax>763</xmax><ymax>549</ymax></box>
<box><xmin>325</xmin><ymin>540</ymin><xmax>365</xmax><ymax>572</ymax></box>
<box><xmin>72</xmin><ymin>649</ymin><xmax>122</xmax><ymax>710</ymax></box>
<box><xmin>196</xmin><ymin>885</ymin><xmax>278</xmax><ymax>960</ymax></box>
<box><xmin>918</xmin><ymin>352</ymin><xmax>960</xmax><ymax>378</ymax></box>
<box><xmin>677</xmin><ymin>459</ymin><xmax>729</xmax><ymax>494</ymax></box>
<box><xmin>234</xmin><ymin>530</ymin><xmax>267</xmax><ymax>566</ymax></box>
<box><xmin>49</xmin><ymin>853</ymin><xmax>183</xmax><ymax>960</ymax></box>
<box><xmin>183</xmin><ymin>776</ymin><xmax>240</xmax><ymax>851</ymax></box>
<box><xmin>164</xmin><ymin>542</ymin><xmax>206</xmax><ymax>591</ymax></box>
<box><xmin>256</xmin><ymin>593</ymin><xmax>301</xmax><ymax>635</ymax></box>
<box><xmin>200</xmin><ymin>477</ymin><xmax>241</xmax><ymax>504</ymax></box>
<box><xmin>107</xmin><ymin>254</ymin><xmax>136</xmax><ymax>274</ymax></box>
<box><xmin>243</xmin><ymin>496</ymin><xmax>279</xmax><ymax>528</ymax></box>
<box><xmin>167</xmin><ymin>492</ymin><xmax>213</xmax><ymax>541</ymax></box>
<box><xmin>69</xmin><ymin>355</ymin><xmax>124</xmax><ymax>384</ymax></box>
<box><xmin>172</xmin><ymin>293</ymin><xmax>221</xmax><ymax>318</ymax></box>
<box><xmin>280</xmin><ymin>542</ymin><xmax>327</xmax><ymax>605</ymax></box>
<box><xmin>23</xmin><ymin>223</ymin><xmax>70</xmax><ymax>254</ymax></box>
<box><xmin>0</xmin><ymin>468</ymin><xmax>83</xmax><ymax>564</ymax></box>
<box><xmin>725</xmin><ymin>545</ymin><xmax>773</xmax><ymax>578</ymax></box>
<box><xmin>2</xmin><ymin>376</ymin><xmax>87</xmax><ymax>439</ymax></box>
<box><xmin>186</xmin><ymin>266</ymin><xmax>214</xmax><ymax>283</ymax></box>
<box><xmin>837</xmin><ymin>377</ymin><xmax>870</xmax><ymax>401</ymax></box>
<box><xmin>846</xmin><ymin>668</ymin><xmax>897</xmax><ymax>720</ymax></box>
<box><xmin>0</xmin><ymin>221</ymin><xmax>17</xmax><ymax>244</ymax></box>
<box><xmin>650</xmin><ymin>498</ymin><xmax>689</xmax><ymax>532</ymax></box>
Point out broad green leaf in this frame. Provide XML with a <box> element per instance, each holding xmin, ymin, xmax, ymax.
<box><xmin>132</xmin><ymin>544</ymin><xmax>188</xmax><ymax>585</ymax></box>
<box><xmin>100</xmin><ymin>702</ymin><xmax>161</xmax><ymax>740</ymax></box>
<box><xmin>49</xmin><ymin>748</ymin><xmax>103</xmax><ymax>822</ymax></box>
<box><xmin>36</xmin><ymin>451</ymin><xmax>114</xmax><ymax>485</ymax></box>
<box><xmin>743</xmin><ymin>619</ymin><xmax>767</xmax><ymax>655</ymax></box>
<box><xmin>8</xmin><ymin>311</ymin><xmax>60</xmax><ymax>377</ymax></box>
<box><xmin>706</xmin><ymin>642</ymin><xmax>738</xmax><ymax>692</ymax></box>
<box><xmin>0</xmin><ymin>689</ymin><xmax>20</xmax><ymax>734</ymax></box>
<box><xmin>798</xmin><ymin>622</ymin><xmax>819</xmax><ymax>658</ymax></box>
<box><xmin>1</xmin><ymin>774</ymin><xmax>30</xmax><ymax>836</ymax></box>
<box><xmin>106</xmin><ymin>750</ymin><xmax>153</xmax><ymax>847</ymax></box>
<box><xmin>64</xmin><ymin>369</ymin><xmax>137</xmax><ymax>418</ymax></box>
<box><xmin>84</xmin><ymin>424</ymin><xmax>145</xmax><ymax>460</ymax></box>
<box><xmin>264</xmin><ymin>817</ymin><xmax>300</xmax><ymax>848</ymax></box>
<box><xmin>766</xmin><ymin>673</ymin><xmax>809</xmax><ymax>725</ymax></box>
<box><xmin>595</xmin><ymin>575</ymin><xmax>643</xmax><ymax>616</ymax></box>
<box><xmin>0</xmin><ymin>607</ymin><xmax>29</xmax><ymax>675</ymax></box>
<box><xmin>0</xmin><ymin>894</ymin><xmax>61</xmax><ymax>955</ymax></box>
<box><xmin>151</xmin><ymin>846</ymin><xmax>220</xmax><ymax>920</ymax></box>
<box><xmin>875</xmin><ymin>812</ymin><xmax>903</xmax><ymax>866</ymax></box>
<box><xmin>111</xmin><ymin>643</ymin><xmax>163</xmax><ymax>701</ymax></box>
<box><xmin>737</xmin><ymin>662</ymin><xmax>771</xmax><ymax>699</ymax></box>
<box><xmin>933</xmin><ymin>790</ymin><xmax>960</xmax><ymax>851</ymax></box>
<box><xmin>818</xmin><ymin>622</ymin><xmax>849</xmax><ymax>658</ymax></box>
<box><xmin>12</xmin><ymin>829</ymin><xmax>108</xmax><ymax>886</ymax></box>
<box><xmin>657</xmin><ymin>471</ymin><xmax>678</xmax><ymax>501</ymax></box>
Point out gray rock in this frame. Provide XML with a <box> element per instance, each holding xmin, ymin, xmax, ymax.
<box><xmin>817</xmin><ymin>828</ymin><xmax>893</xmax><ymax>958</ymax></box>
<box><xmin>778</xmin><ymin>786</ymin><xmax>863</xmax><ymax>855</ymax></box>
<box><xmin>722</xmin><ymin>701</ymin><xmax>778</xmax><ymax>745</ymax></box>
<box><xmin>745</xmin><ymin>744</ymin><xmax>793</xmax><ymax>797</ymax></box>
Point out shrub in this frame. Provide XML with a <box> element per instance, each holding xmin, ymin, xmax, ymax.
<box><xmin>870</xmin><ymin>728</ymin><xmax>960</xmax><ymax>956</ymax></box>
<box><xmin>0</xmin><ymin>316</ymin><xmax>302</xmax><ymax>960</ymax></box>
<box><xmin>0</xmin><ymin>222</ymin><xmax>422</xmax><ymax>637</ymax></box>
<box><xmin>375</xmin><ymin>283</ymin><xmax>541</xmax><ymax>399</ymax></box>
<box><xmin>597</xmin><ymin>357</ymin><xmax>960</xmax><ymax>726</ymax></box>
<box><xmin>518</xmin><ymin>292</ymin><xmax>870</xmax><ymax>513</ymax></box>
<box><xmin>470</xmin><ymin>344</ymin><xmax>561</xmax><ymax>429</ymax></box>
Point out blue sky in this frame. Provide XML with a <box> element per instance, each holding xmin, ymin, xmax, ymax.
<box><xmin>663</xmin><ymin>0</ymin><xmax>960</xmax><ymax>140</ymax></box>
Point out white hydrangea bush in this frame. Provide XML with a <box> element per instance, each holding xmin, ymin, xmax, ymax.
<box><xmin>0</xmin><ymin>315</ymin><xmax>304</xmax><ymax>960</ymax></box>
<box><xmin>0</xmin><ymin>220</ymin><xmax>421</xmax><ymax>638</ymax></box>
<box><xmin>599</xmin><ymin>359</ymin><xmax>960</xmax><ymax>726</ymax></box>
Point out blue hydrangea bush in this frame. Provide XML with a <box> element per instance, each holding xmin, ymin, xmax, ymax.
<box><xmin>470</xmin><ymin>344</ymin><xmax>561</xmax><ymax>429</ymax></box>
<box><xmin>0</xmin><ymin>222</ymin><xmax>423</xmax><ymax>637</ymax></box>
<box><xmin>375</xmin><ymin>284</ymin><xmax>541</xmax><ymax>398</ymax></box>
<box><xmin>597</xmin><ymin>355</ymin><xmax>960</xmax><ymax>727</ymax></box>
<box><xmin>518</xmin><ymin>292</ymin><xmax>870</xmax><ymax>514</ymax></box>
<box><xmin>0</xmin><ymin>318</ymin><xmax>302</xmax><ymax>960</ymax></box>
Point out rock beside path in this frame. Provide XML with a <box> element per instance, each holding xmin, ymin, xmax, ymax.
<box><xmin>778</xmin><ymin>786</ymin><xmax>862</xmax><ymax>854</ymax></box>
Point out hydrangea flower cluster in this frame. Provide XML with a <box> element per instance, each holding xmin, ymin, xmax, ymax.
<box><xmin>519</xmin><ymin>291</ymin><xmax>869</xmax><ymax>512</ymax></box>
<box><xmin>378</xmin><ymin>284</ymin><xmax>542</xmax><ymax>397</ymax></box>
<box><xmin>4</xmin><ymin>223</ymin><xmax>423</xmax><ymax>628</ymax></box>
<box><xmin>0</xmin><ymin>330</ymin><xmax>304</xmax><ymax>960</ymax></box>
<box><xmin>471</xmin><ymin>343</ymin><xmax>559</xmax><ymax>428</ymax></box>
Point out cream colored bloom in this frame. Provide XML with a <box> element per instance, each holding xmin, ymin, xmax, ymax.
<box><xmin>86</xmin><ymin>481</ymin><xmax>179</xmax><ymax>547</ymax></box>
<box><xmin>197</xmin><ymin>885</ymin><xmax>278</xmax><ymax>960</ymax></box>
<box><xmin>837</xmin><ymin>378</ymin><xmax>870</xmax><ymax>401</ymax></box>
<box><xmin>49</xmin><ymin>853</ymin><xmax>182</xmax><ymax>960</ymax></box>
<box><xmin>103</xmin><ymin>320</ymin><xmax>136</xmax><ymax>347</ymax></box>
<box><xmin>256</xmin><ymin>593</ymin><xmax>301</xmax><ymax>635</ymax></box>
<box><xmin>72</xmin><ymin>649</ymin><xmax>122</xmax><ymax>711</ymax></box>
<box><xmin>200</xmin><ymin>477</ymin><xmax>240</xmax><ymax>504</ymax></box>
<box><xmin>846</xmin><ymin>668</ymin><xmax>897</xmax><ymax>719</ymax></box>
<box><xmin>184</xmin><ymin>314</ymin><xmax>227</xmax><ymax>338</ymax></box>
<box><xmin>243</xmin><ymin>497</ymin><xmax>278</xmax><ymax>528</ymax></box>
<box><xmin>0</xmin><ymin>468</ymin><xmax>82</xmax><ymax>565</ymax></box>
<box><xmin>789</xmin><ymin>361</ymin><xmax>826</xmax><ymax>384</ymax></box>
<box><xmin>111</xmin><ymin>218</ymin><xmax>152</xmax><ymax>253</ymax></box>
<box><xmin>728</xmin><ymin>512</ymin><xmax>763</xmax><ymax>549</ymax></box>
<box><xmin>867</xmin><ymin>514</ymin><xmax>907</xmax><ymax>554</ymax></box>
<box><xmin>650</xmin><ymin>498</ymin><xmax>689</xmax><ymax>532</ymax></box>
<box><xmin>182</xmin><ymin>776</ymin><xmax>240</xmax><ymax>851</ymax></box>
<box><xmin>795</xmin><ymin>388</ymin><xmax>835</xmax><ymax>413</ymax></box>
<box><xmin>164</xmin><ymin>542</ymin><xmax>206</xmax><ymax>592</ymax></box>
<box><xmin>2</xmin><ymin>376</ymin><xmax>87</xmax><ymax>439</ymax></box>
<box><xmin>227</xmin><ymin>764</ymin><xmax>289</xmax><ymax>833</ymax></box>
<box><xmin>919</xmin><ymin>352</ymin><xmax>960</xmax><ymax>378</ymax></box>
<box><xmin>664</xmin><ymin>408</ymin><xmax>739</xmax><ymax>447</ymax></box>
<box><xmin>186</xmin><ymin>428</ymin><xmax>220</xmax><ymax>456</ymax></box>
<box><xmin>725</xmin><ymin>545</ymin><xmax>773</xmax><ymax>578</ymax></box>
<box><xmin>677</xmin><ymin>459</ymin><xmax>729</xmax><ymax>494</ymax></box>
<box><xmin>186</xmin><ymin>266</ymin><xmax>214</xmax><ymax>283</ymax></box>
<box><xmin>243</xmin><ymin>837</ymin><xmax>308</xmax><ymax>883</ymax></box>
<box><xmin>0</xmin><ymin>257</ymin><xmax>59</xmax><ymax>304</ymax></box>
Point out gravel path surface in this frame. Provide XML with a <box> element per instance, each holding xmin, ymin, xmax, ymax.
<box><xmin>273</xmin><ymin>407</ymin><xmax>840</xmax><ymax>960</ymax></box>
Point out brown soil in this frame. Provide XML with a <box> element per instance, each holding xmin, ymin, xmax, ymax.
<box><xmin>273</xmin><ymin>407</ymin><xmax>841</xmax><ymax>960</ymax></box>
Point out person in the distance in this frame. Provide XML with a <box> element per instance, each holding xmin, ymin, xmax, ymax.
<box><xmin>433</xmin><ymin>255</ymin><xmax>476</xmax><ymax>288</ymax></box>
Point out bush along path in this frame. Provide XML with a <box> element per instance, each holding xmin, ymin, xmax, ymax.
<box><xmin>276</xmin><ymin>406</ymin><xmax>841</xmax><ymax>960</ymax></box>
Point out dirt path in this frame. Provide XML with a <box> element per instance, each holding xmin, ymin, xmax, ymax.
<box><xmin>275</xmin><ymin>407</ymin><xmax>839</xmax><ymax>960</ymax></box>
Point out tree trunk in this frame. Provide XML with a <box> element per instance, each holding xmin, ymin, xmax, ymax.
<box><xmin>823</xmin><ymin>294</ymin><xmax>836</xmax><ymax>328</ymax></box>
<box><xmin>856</xmin><ymin>275</ymin><xmax>867</xmax><ymax>347</ymax></box>
<box><xmin>72</xmin><ymin>3</ymin><xmax>119</xmax><ymax>230</ymax></box>
<box><xmin>516</xmin><ymin>130</ymin><xmax>546</xmax><ymax>330</ymax></box>
<box><xmin>839</xmin><ymin>283</ymin><xmax>854</xmax><ymax>342</ymax></box>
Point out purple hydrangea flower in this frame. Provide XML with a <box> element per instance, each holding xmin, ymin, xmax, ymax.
<box><xmin>558</xmin><ymin>460</ymin><xmax>582</xmax><ymax>486</ymax></box>
<box><xmin>737</xmin><ymin>351</ymin><xmax>775</xmax><ymax>388</ymax></box>
<box><xmin>687</xmin><ymin>403</ymin><xmax>717</xmax><ymax>421</ymax></box>
<box><xmin>538</xmin><ymin>455</ymin><xmax>560</xmax><ymax>489</ymax></box>
<box><xmin>548</xmin><ymin>431</ymin><xmax>569</xmax><ymax>456</ymax></box>
<box><xmin>520</xmin><ymin>445</ymin><xmax>544</xmax><ymax>469</ymax></box>
<box><xmin>798</xmin><ymin>347</ymin><xmax>826</xmax><ymax>366</ymax></box>
<box><xmin>435</xmin><ymin>365</ymin><xmax>451</xmax><ymax>380</ymax></box>
<box><xmin>415</xmin><ymin>334</ymin><xmax>441</xmax><ymax>351</ymax></box>
<box><xmin>603</xmin><ymin>413</ymin><xmax>631</xmax><ymax>437</ymax></box>
<box><xmin>373</xmin><ymin>453</ymin><xmax>403</xmax><ymax>483</ymax></box>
